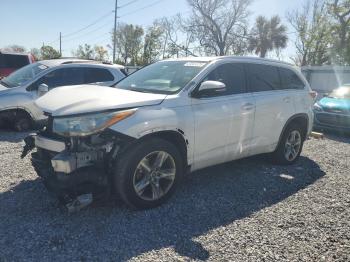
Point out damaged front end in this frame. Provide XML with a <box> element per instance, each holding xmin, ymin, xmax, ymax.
<box><xmin>23</xmin><ymin>116</ymin><xmax>135</xmax><ymax>212</ymax></box>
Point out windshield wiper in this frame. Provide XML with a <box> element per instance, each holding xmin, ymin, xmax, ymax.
<box><xmin>128</xmin><ymin>88</ymin><xmax>152</xmax><ymax>93</ymax></box>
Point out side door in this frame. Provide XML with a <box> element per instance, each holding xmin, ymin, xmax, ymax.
<box><xmin>191</xmin><ymin>62</ymin><xmax>255</xmax><ymax>171</ymax></box>
<box><xmin>24</xmin><ymin>67</ymin><xmax>85</xmax><ymax>120</ymax></box>
<box><xmin>247</xmin><ymin>63</ymin><xmax>296</xmax><ymax>154</ymax></box>
<box><xmin>279</xmin><ymin>67</ymin><xmax>310</xmax><ymax>114</ymax></box>
<box><xmin>83</xmin><ymin>67</ymin><xmax>116</xmax><ymax>86</ymax></box>
<box><xmin>30</xmin><ymin>67</ymin><xmax>85</xmax><ymax>95</ymax></box>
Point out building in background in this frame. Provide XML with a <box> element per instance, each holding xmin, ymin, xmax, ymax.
<box><xmin>302</xmin><ymin>66</ymin><xmax>350</xmax><ymax>98</ymax></box>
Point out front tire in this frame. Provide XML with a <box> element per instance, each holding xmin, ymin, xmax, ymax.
<box><xmin>113</xmin><ymin>137</ymin><xmax>184</xmax><ymax>210</ymax></box>
<box><xmin>272</xmin><ymin>123</ymin><xmax>305</xmax><ymax>165</ymax></box>
<box><xmin>13</xmin><ymin>113</ymin><xmax>32</xmax><ymax>132</ymax></box>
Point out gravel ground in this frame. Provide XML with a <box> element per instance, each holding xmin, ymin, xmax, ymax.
<box><xmin>0</xmin><ymin>131</ymin><xmax>349</xmax><ymax>262</ymax></box>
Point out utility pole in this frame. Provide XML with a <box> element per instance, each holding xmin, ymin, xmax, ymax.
<box><xmin>162</xmin><ymin>33</ymin><xmax>168</xmax><ymax>59</ymax></box>
<box><xmin>59</xmin><ymin>32</ymin><xmax>62</xmax><ymax>56</ymax></box>
<box><xmin>113</xmin><ymin>0</ymin><xmax>118</xmax><ymax>63</ymax></box>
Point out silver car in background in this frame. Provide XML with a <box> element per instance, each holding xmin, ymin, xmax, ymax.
<box><xmin>0</xmin><ymin>59</ymin><xmax>126</xmax><ymax>131</ymax></box>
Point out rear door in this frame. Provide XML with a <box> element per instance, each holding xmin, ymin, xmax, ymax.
<box><xmin>247</xmin><ymin>63</ymin><xmax>295</xmax><ymax>154</ymax></box>
<box><xmin>279</xmin><ymin>67</ymin><xmax>310</xmax><ymax>114</ymax></box>
<box><xmin>191</xmin><ymin>62</ymin><xmax>255</xmax><ymax>170</ymax></box>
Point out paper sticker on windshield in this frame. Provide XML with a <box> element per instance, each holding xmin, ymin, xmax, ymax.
<box><xmin>184</xmin><ymin>62</ymin><xmax>206</xmax><ymax>67</ymax></box>
<box><xmin>38</xmin><ymin>65</ymin><xmax>48</xmax><ymax>70</ymax></box>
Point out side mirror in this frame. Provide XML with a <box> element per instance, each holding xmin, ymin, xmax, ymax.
<box><xmin>38</xmin><ymin>83</ymin><xmax>49</xmax><ymax>97</ymax></box>
<box><xmin>194</xmin><ymin>81</ymin><xmax>226</xmax><ymax>97</ymax></box>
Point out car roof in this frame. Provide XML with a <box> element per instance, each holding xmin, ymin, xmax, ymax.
<box><xmin>163</xmin><ymin>56</ymin><xmax>293</xmax><ymax>66</ymax></box>
<box><xmin>39</xmin><ymin>58</ymin><xmax>124</xmax><ymax>69</ymax></box>
<box><xmin>0</xmin><ymin>51</ymin><xmax>31</xmax><ymax>56</ymax></box>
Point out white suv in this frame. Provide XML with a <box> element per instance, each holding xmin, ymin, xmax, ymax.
<box><xmin>24</xmin><ymin>56</ymin><xmax>315</xmax><ymax>211</ymax></box>
<box><xmin>0</xmin><ymin>59</ymin><xmax>126</xmax><ymax>131</ymax></box>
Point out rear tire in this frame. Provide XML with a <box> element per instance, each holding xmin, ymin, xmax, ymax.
<box><xmin>271</xmin><ymin>123</ymin><xmax>305</xmax><ymax>165</ymax></box>
<box><xmin>113</xmin><ymin>137</ymin><xmax>184</xmax><ymax>210</ymax></box>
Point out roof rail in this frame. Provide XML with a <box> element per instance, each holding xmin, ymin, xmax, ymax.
<box><xmin>62</xmin><ymin>60</ymin><xmax>100</xmax><ymax>65</ymax></box>
<box><xmin>61</xmin><ymin>59</ymin><xmax>113</xmax><ymax>65</ymax></box>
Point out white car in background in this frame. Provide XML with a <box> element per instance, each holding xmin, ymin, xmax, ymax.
<box><xmin>24</xmin><ymin>56</ymin><xmax>315</xmax><ymax>211</ymax></box>
<box><xmin>0</xmin><ymin>59</ymin><xmax>126</xmax><ymax>131</ymax></box>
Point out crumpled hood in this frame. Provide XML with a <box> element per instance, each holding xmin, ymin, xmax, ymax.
<box><xmin>35</xmin><ymin>85</ymin><xmax>167</xmax><ymax>116</ymax></box>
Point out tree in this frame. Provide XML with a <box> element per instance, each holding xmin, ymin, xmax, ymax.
<box><xmin>157</xmin><ymin>15</ymin><xmax>198</xmax><ymax>58</ymax></box>
<box><xmin>30</xmin><ymin>48</ymin><xmax>41</xmax><ymax>60</ymax></box>
<box><xmin>248</xmin><ymin>16</ymin><xmax>288</xmax><ymax>58</ymax></box>
<box><xmin>328</xmin><ymin>0</ymin><xmax>350</xmax><ymax>64</ymax></box>
<box><xmin>2</xmin><ymin>45</ymin><xmax>26</xmax><ymax>53</ymax></box>
<box><xmin>40</xmin><ymin>45</ymin><xmax>61</xmax><ymax>60</ymax></box>
<box><xmin>142</xmin><ymin>24</ymin><xmax>164</xmax><ymax>64</ymax></box>
<box><xmin>186</xmin><ymin>0</ymin><xmax>251</xmax><ymax>56</ymax></box>
<box><xmin>112</xmin><ymin>24</ymin><xmax>144</xmax><ymax>65</ymax></box>
<box><xmin>287</xmin><ymin>0</ymin><xmax>333</xmax><ymax>66</ymax></box>
<box><xmin>94</xmin><ymin>45</ymin><xmax>108</xmax><ymax>61</ymax></box>
<box><xmin>73</xmin><ymin>44</ymin><xmax>95</xmax><ymax>59</ymax></box>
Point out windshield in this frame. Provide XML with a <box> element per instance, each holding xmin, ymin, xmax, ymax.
<box><xmin>328</xmin><ymin>86</ymin><xmax>350</xmax><ymax>99</ymax></box>
<box><xmin>115</xmin><ymin>61</ymin><xmax>207</xmax><ymax>94</ymax></box>
<box><xmin>1</xmin><ymin>63</ymin><xmax>49</xmax><ymax>88</ymax></box>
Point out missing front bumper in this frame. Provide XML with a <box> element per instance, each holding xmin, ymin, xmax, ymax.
<box><xmin>51</xmin><ymin>150</ymin><xmax>104</xmax><ymax>173</ymax></box>
<box><xmin>31</xmin><ymin>150</ymin><xmax>109</xmax><ymax>204</ymax></box>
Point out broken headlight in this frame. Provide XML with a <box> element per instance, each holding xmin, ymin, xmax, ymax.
<box><xmin>52</xmin><ymin>109</ymin><xmax>136</xmax><ymax>137</ymax></box>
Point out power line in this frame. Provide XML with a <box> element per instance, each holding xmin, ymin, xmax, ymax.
<box><xmin>119</xmin><ymin>0</ymin><xmax>140</xmax><ymax>9</ymax></box>
<box><xmin>119</xmin><ymin>0</ymin><xmax>167</xmax><ymax>18</ymax></box>
<box><xmin>63</xmin><ymin>19</ymin><xmax>113</xmax><ymax>42</ymax></box>
<box><xmin>46</xmin><ymin>37</ymin><xmax>60</xmax><ymax>46</ymax></box>
<box><xmin>113</xmin><ymin>0</ymin><xmax>118</xmax><ymax>62</ymax></box>
<box><xmin>62</xmin><ymin>11</ymin><xmax>113</xmax><ymax>38</ymax></box>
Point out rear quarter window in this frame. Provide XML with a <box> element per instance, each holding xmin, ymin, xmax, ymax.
<box><xmin>84</xmin><ymin>68</ymin><xmax>114</xmax><ymax>83</ymax></box>
<box><xmin>279</xmin><ymin>67</ymin><xmax>305</xmax><ymax>90</ymax></box>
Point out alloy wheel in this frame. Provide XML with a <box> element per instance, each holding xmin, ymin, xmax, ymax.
<box><xmin>133</xmin><ymin>151</ymin><xmax>176</xmax><ymax>201</ymax></box>
<box><xmin>284</xmin><ymin>130</ymin><xmax>302</xmax><ymax>161</ymax></box>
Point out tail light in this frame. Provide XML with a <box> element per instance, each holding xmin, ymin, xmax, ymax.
<box><xmin>309</xmin><ymin>91</ymin><xmax>317</xmax><ymax>100</ymax></box>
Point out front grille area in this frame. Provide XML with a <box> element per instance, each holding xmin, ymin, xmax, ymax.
<box><xmin>315</xmin><ymin>112</ymin><xmax>350</xmax><ymax>128</ymax></box>
<box><xmin>322</xmin><ymin>106</ymin><xmax>349</xmax><ymax>114</ymax></box>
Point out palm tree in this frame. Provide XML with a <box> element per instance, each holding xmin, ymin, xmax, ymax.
<box><xmin>249</xmin><ymin>15</ymin><xmax>288</xmax><ymax>58</ymax></box>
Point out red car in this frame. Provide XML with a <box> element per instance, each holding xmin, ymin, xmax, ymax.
<box><xmin>0</xmin><ymin>51</ymin><xmax>35</xmax><ymax>79</ymax></box>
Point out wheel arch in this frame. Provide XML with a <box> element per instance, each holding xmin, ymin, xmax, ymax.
<box><xmin>277</xmin><ymin>113</ymin><xmax>309</xmax><ymax>146</ymax></box>
<box><xmin>139</xmin><ymin>129</ymin><xmax>189</xmax><ymax>168</ymax></box>
<box><xmin>0</xmin><ymin>107</ymin><xmax>34</xmax><ymax>121</ymax></box>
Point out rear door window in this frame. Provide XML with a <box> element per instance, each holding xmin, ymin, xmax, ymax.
<box><xmin>0</xmin><ymin>54</ymin><xmax>29</xmax><ymax>69</ymax></box>
<box><xmin>201</xmin><ymin>63</ymin><xmax>246</xmax><ymax>97</ymax></box>
<box><xmin>279</xmin><ymin>68</ymin><xmax>305</xmax><ymax>90</ymax></box>
<box><xmin>247</xmin><ymin>64</ymin><xmax>281</xmax><ymax>92</ymax></box>
<box><xmin>84</xmin><ymin>68</ymin><xmax>114</xmax><ymax>84</ymax></box>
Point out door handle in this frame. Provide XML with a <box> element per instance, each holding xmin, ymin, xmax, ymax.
<box><xmin>241</xmin><ymin>103</ymin><xmax>255</xmax><ymax>111</ymax></box>
<box><xmin>283</xmin><ymin>97</ymin><xmax>291</xmax><ymax>103</ymax></box>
